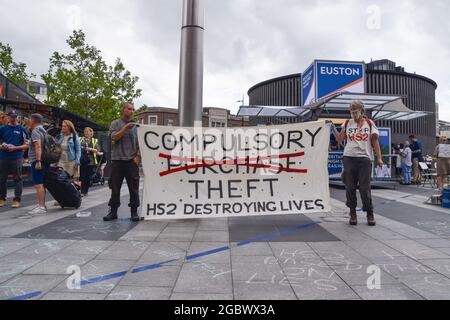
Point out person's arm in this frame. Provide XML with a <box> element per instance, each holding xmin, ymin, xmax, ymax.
<box><xmin>412</xmin><ymin>143</ymin><xmax>422</xmax><ymax>154</ymax></box>
<box><xmin>75</xmin><ymin>136</ymin><xmax>82</xmax><ymax>166</ymax></box>
<box><xmin>371</xmin><ymin>134</ymin><xmax>383</xmax><ymax>168</ymax></box>
<box><xmin>434</xmin><ymin>146</ymin><xmax>440</xmax><ymax>158</ymax></box>
<box><xmin>112</xmin><ymin>122</ymin><xmax>135</xmax><ymax>142</ymax></box>
<box><xmin>329</xmin><ymin>123</ymin><xmax>346</xmax><ymax>146</ymax></box>
<box><xmin>9</xmin><ymin>144</ymin><xmax>28</xmax><ymax>152</ymax></box>
<box><xmin>35</xmin><ymin>139</ymin><xmax>42</xmax><ymax>170</ymax></box>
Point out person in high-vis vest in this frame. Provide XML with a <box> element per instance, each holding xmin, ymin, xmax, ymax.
<box><xmin>80</xmin><ymin>127</ymin><xmax>100</xmax><ymax>197</ymax></box>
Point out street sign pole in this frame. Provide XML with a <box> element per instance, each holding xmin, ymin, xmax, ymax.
<box><xmin>178</xmin><ymin>0</ymin><xmax>204</xmax><ymax>127</ymax></box>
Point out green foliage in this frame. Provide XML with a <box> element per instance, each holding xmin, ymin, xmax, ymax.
<box><xmin>42</xmin><ymin>30</ymin><xmax>142</xmax><ymax>126</ymax></box>
<box><xmin>0</xmin><ymin>42</ymin><xmax>35</xmax><ymax>85</ymax></box>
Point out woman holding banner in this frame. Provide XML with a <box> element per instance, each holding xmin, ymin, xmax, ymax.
<box><xmin>331</xmin><ymin>100</ymin><xmax>383</xmax><ymax>227</ymax></box>
<box><xmin>434</xmin><ymin>136</ymin><xmax>450</xmax><ymax>191</ymax></box>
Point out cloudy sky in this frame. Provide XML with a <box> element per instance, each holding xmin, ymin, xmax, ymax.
<box><xmin>1</xmin><ymin>0</ymin><xmax>449</xmax><ymax>119</ymax></box>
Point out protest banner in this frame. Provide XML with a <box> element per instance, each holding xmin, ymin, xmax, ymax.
<box><xmin>137</xmin><ymin>121</ymin><xmax>331</xmax><ymax>220</ymax></box>
<box><xmin>439</xmin><ymin>144</ymin><xmax>450</xmax><ymax>158</ymax></box>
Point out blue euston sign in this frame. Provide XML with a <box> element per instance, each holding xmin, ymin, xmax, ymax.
<box><xmin>301</xmin><ymin>60</ymin><xmax>366</xmax><ymax>106</ymax></box>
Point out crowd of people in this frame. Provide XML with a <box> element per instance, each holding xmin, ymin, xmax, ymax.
<box><xmin>0</xmin><ymin>102</ymin><xmax>141</xmax><ymax>222</ymax></box>
<box><xmin>393</xmin><ymin>135</ymin><xmax>450</xmax><ymax>191</ymax></box>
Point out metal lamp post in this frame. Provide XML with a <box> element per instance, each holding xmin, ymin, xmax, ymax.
<box><xmin>178</xmin><ymin>0</ymin><xmax>204</xmax><ymax>127</ymax></box>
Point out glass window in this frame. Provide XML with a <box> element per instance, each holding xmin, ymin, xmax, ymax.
<box><xmin>148</xmin><ymin>116</ymin><xmax>158</xmax><ymax>126</ymax></box>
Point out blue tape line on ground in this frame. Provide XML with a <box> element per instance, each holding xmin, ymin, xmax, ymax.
<box><xmin>5</xmin><ymin>221</ymin><xmax>318</xmax><ymax>300</ymax></box>
<box><xmin>237</xmin><ymin>222</ymin><xmax>319</xmax><ymax>246</ymax></box>
<box><xmin>80</xmin><ymin>271</ymin><xmax>128</xmax><ymax>286</ymax></box>
<box><xmin>186</xmin><ymin>246</ymin><xmax>230</xmax><ymax>261</ymax></box>
<box><xmin>7</xmin><ymin>291</ymin><xmax>43</xmax><ymax>301</ymax></box>
<box><xmin>132</xmin><ymin>259</ymin><xmax>178</xmax><ymax>273</ymax></box>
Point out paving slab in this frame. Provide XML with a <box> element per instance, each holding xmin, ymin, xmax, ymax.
<box><xmin>0</xmin><ymin>239</ymin><xmax>36</xmax><ymax>258</ymax></box>
<box><xmin>60</xmin><ymin>240</ymin><xmax>115</xmax><ymax>256</ymax></box>
<box><xmin>136</xmin><ymin>242</ymin><xmax>189</xmax><ymax>266</ymax></box>
<box><xmin>309</xmin><ymin>242</ymin><xmax>373</xmax><ymax>266</ymax></box>
<box><xmin>419</xmin><ymin>259</ymin><xmax>450</xmax><ymax>277</ymax></box>
<box><xmin>119</xmin><ymin>265</ymin><xmax>181</xmax><ymax>288</ymax></box>
<box><xmin>188</xmin><ymin>242</ymin><xmax>230</xmax><ymax>264</ymax></box>
<box><xmin>232</xmin><ymin>255</ymin><xmax>284</xmax><ymax>282</ymax></box>
<box><xmin>106</xmin><ymin>286</ymin><xmax>171</xmax><ymax>300</ymax></box>
<box><xmin>40</xmin><ymin>292</ymin><xmax>107</xmax><ymax>300</ymax></box>
<box><xmin>381</xmin><ymin>240</ymin><xmax>450</xmax><ymax>260</ymax></box>
<box><xmin>344</xmin><ymin>241</ymin><xmax>406</xmax><ymax>262</ymax></box>
<box><xmin>233</xmin><ymin>282</ymin><xmax>297</xmax><ymax>300</ymax></box>
<box><xmin>231</xmin><ymin>243</ymin><xmax>274</xmax><ymax>256</ymax></box>
<box><xmin>51</xmin><ymin>259</ymin><xmax>134</xmax><ymax>294</ymax></box>
<box><xmin>173</xmin><ymin>262</ymin><xmax>232</xmax><ymax>294</ymax></box>
<box><xmin>171</xmin><ymin>293</ymin><xmax>234</xmax><ymax>300</ymax></box>
<box><xmin>193</xmin><ymin>231</ymin><xmax>229</xmax><ymax>243</ymax></box>
<box><xmin>351</xmin><ymin>284</ymin><xmax>424</xmax><ymax>300</ymax></box>
<box><xmin>0</xmin><ymin>274</ymin><xmax>67</xmax><ymax>300</ymax></box>
<box><xmin>96</xmin><ymin>240</ymin><xmax>150</xmax><ymax>261</ymax></box>
<box><xmin>23</xmin><ymin>253</ymin><xmax>97</xmax><ymax>275</ymax></box>
<box><xmin>394</xmin><ymin>273</ymin><xmax>450</xmax><ymax>300</ymax></box>
<box><xmin>330</xmin><ymin>264</ymin><xmax>399</xmax><ymax>286</ymax></box>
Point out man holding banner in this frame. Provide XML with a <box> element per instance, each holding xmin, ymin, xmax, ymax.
<box><xmin>103</xmin><ymin>102</ymin><xmax>141</xmax><ymax>223</ymax></box>
<box><xmin>332</xmin><ymin>100</ymin><xmax>383</xmax><ymax>227</ymax></box>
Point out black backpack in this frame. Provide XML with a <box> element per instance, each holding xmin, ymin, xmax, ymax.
<box><xmin>38</xmin><ymin>128</ymin><xmax>62</xmax><ymax>164</ymax></box>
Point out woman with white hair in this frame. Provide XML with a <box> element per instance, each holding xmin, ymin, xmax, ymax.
<box><xmin>331</xmin><ymin>100</ymin><xmax>383</xmax><ymax>226</ymax></box>
<box><xmin>434</xmin><ymin>136</ymin><xmax>450</xmax><ymax>191</ymax></box>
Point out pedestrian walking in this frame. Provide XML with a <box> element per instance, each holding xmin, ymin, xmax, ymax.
<box><xmin>409</xmin><ymin>135</ymin><xmax>423</xmax><ymax>185</ymax></box>
<box><xmin>0</xmin><ymin>111</ymin><xmax>29</xmax><ymax>209</ymax></box>
<box><xmin>27</xmin><ymin>114</ymin><xmax>49</xmax><ymax>214</ymax></box>
<box><xmin>103</xmin><ymin>102</ymin><xmax>141</xmax><ymax>222</ymax></box>
<box><xmin>80</xmin><ymin>127</ymin><xmax>100</xmax><ymax>197</ymax></box>
<box><xmin>400</xmin><ymin>141</ymin><xmax>413</xmax><ymax>185</ymax></box>
<box><xmin>331</xmin><ymin>100</ymin><xmax>383</xmax><ymax>226</ymax></box>
<box><xmin>434</xmin><ymin>136</ymin><xmax>450</xmax><ymax>191</ymax></box>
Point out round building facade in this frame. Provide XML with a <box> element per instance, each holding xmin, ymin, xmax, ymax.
<box><xmin>248</xmin><ymin>60</ymin><xmax>438</xmax><ymax>154</ymax></box>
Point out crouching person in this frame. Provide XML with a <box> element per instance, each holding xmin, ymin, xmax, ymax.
<box><xmin>332</xmin><ymin>101</ymin><xmax>383</xmax><ymax>226</ymax></box>
<box><xmin>103</xmin><ymin>102</ymin><xmax>141</xmax><ymax>222</ymax></box>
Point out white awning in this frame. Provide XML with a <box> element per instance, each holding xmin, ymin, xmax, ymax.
<box><xmin>307</xmin><ymin>92</ymin><xmax>430</xmax><ymax>121</ymax></box>
<box><xmin>237</xmin><ymin>93</ymin><xmax>429</xmax><ymax>122</ymax></box>
<box><xmin>237</xmin><ymin>105</ymin><xmax>311</xmax><ymax>118</ymax></box>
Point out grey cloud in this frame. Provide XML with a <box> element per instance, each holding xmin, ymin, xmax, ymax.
<box><xmin>0</xmin><ymin>0</ymin><xmax>448</xmax><ymax>118</ymax></box>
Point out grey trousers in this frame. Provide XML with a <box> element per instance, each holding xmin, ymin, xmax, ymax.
<box><xmin>342</xmin><ymin>156</ymin><xmax>374</xmax><ymax>213</ymax></box>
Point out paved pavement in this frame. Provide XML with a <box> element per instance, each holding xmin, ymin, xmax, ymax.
<box><xmin>1</xmin><ymin>182</ymin><xmax>450</xmax><ymax>300</ymax></box>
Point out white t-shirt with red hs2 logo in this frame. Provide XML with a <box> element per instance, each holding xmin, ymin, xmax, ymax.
<box><xmin>342</xmin><ymin>119</ymin><xmax>380</xmax><ymax>161</ymax></box>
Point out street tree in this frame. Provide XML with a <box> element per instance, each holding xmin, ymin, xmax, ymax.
<box><xmin>42</xmin><ymin>30</ymin><xmax>142</xmax><ymax>126</ymax></box>
<box><xmin>0</xmin><ymin>42</ymin><xmax>35</xmax><ymax>85</ymax></box>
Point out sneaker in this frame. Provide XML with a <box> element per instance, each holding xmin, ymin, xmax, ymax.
<box><xmin>0</xmin><ymin>200</ymin><xmax>5</xmax><ymax>207</ymax></box>
<box><xmin>12</xmin><ymin>201</ymin><xmax>21</xmax><ymax>209</ymax></box>
<box><xmin>29</xmin><ymin>206</ymin><xmax>47</xmax><ymax>215</ymax></box>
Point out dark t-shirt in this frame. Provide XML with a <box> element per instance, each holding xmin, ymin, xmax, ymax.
<box><xmin>0</xmin><ymin>124</ymin><xmax>29</xmax><ymax>160</ymax></box>
<box><xmin>410</xmin><ymin>140</ymin><xmax>423</xmax><ymax>161</ymax></box>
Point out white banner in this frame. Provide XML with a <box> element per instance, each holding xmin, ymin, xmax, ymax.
<box><xmin>137</xmin><ymin>121</ymin><xmax>331</xmax><ymax>220</ymax></box>
<box><xmin>439</xmin><ymin>144</ymin><xmax>450</xmax><ymax>158</ymax></box>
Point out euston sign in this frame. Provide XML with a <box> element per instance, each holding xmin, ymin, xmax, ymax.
<box><xmin>301</xmin><ymin>60</ymin><xmax>366</xmax><ymax>106</ymax></box>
